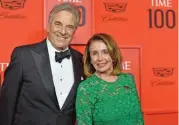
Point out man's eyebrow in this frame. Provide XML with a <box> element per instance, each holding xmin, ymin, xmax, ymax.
<box><xmin>54</xmin><ymin>21</ymin><xmax>75</xmax><ymax>27</ymax></box>
<box><xmin>66</xmin><ymin>24</ymin><xmax>75</xmax><ymax>28</ymax></box>
<box><xmin>55</xmin><ymin>21</ymin><xmax>62</xmax><ymax>24</ymax></box>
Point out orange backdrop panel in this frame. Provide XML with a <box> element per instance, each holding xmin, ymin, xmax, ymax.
<box><xmin>0</xmin><ymin>0</ymin><xmax>44</xmax><ymax>82</ymax></box>
<box><xmin>93</xmin><ymin>0</ymin><xmax>177</xmax><ymax>124</ymax></box>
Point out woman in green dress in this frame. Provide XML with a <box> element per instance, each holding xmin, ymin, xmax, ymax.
<box><xmin>76</xmin><ymin>33</ymin><xmax>144</xmax><ymax>125</ymax></box>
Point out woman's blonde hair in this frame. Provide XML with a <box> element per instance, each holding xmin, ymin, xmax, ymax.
<box><xmin>84</xmin><ymin>33</ymin><xmax>122</xmax><ymax>77</ymax></box>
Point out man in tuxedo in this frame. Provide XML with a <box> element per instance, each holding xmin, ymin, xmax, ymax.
<box><xmin>0</xmin><ymin>2</ymin><xmax>84</xmax><ymax>125</ymax></box>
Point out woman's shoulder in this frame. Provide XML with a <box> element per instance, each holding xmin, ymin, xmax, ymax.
<box><xmin>118</xmin><ymin>72</ymin><xmax>134</xmax><ymax>79</ymax></box>
<box><xmin>117</xmin><ymin>72</ymin><xmax>135</xmax><ymax>86</ymax></box>
<box><xmin>78</xmin><ymin>75</ymin><xmax>97</xmax><ymax>90</ymax></box>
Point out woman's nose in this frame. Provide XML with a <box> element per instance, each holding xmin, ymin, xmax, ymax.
<box><xmin>97</xmin><ymin>54</ymin><xmax>103</xmax><ymax>61</ymax></box>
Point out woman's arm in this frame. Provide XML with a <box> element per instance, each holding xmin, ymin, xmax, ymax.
<box><xmin>128</xmin><ymin>74</ymin><xmax>144</xmax><ymax>125</ymax></box>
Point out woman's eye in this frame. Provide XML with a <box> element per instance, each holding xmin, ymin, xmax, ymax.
<box><xmin>91</xmin><ymin>51</ymin><xmax>97</xmax><ymax>56</ymax></box>
<box><xmin>103</xmin><ymin>50</ymin><xmax>109</xmax><ymax>54</ymax></box>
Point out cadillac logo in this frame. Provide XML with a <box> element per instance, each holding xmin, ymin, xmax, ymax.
<box><xmin>0</xmin><ymin>0</ymin><xmax>26</xmax><ymax>10</ymax></box>
<box><xmin>153</xmin><ymin>68</ymin><xmax>174</xmax><ymax>77</ymax></box>
<box><xmin>104</xmin><ymin>3</ymin><xmax>127</xmax><ymax>13</ymax></box>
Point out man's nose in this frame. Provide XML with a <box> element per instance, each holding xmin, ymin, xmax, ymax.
<box><xmin>60</xmin><ymin>26</ymin><xmax>67</xmax><ymax>34</ymax></box>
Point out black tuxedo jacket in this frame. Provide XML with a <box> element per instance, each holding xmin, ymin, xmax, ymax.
<box><xmin>0</xmin><ymin>40</ymin><xmax>84</xmax><ymax>125</ymax></box>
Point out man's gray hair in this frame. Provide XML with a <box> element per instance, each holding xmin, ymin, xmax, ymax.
<box><xmin>48</xmin><ymin>2</ymin><xmax>80</xmax><ymax>29</ymax></box>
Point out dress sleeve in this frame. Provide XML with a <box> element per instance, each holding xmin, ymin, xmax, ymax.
<box><xmin>128</xmin><ymin>74</ymin><xmax>144</xmax><ymax>125</ymax></box>
<box><xmin>76</xmin><ymin>81</ymin><xmax>95</xmax><ymax>125</ymax></box>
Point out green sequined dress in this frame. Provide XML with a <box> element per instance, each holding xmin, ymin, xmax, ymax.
<box><xmin>76</xmin><ymin>73</ymin><xmax>144</xmax><ymax>125</ymax></box>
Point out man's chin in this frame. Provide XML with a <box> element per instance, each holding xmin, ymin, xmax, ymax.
<box><xmin>56</xmin><ymin>45</ymin><xmax>68</xmax><ymax>50</ymax></box>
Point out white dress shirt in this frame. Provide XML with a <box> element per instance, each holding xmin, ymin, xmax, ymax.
<box><xmin>46</xmin><ymin>39</ymin><xmax>74</xmax><ymax>109</ymax></box>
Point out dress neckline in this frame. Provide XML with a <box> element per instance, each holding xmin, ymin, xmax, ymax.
<box><xmin>93</xmin><ymin>73</ymin><xmax>119</xmax><ymax>84</ymax></box>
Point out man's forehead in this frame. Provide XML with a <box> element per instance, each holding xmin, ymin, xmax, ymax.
<box><xmin>52</xmin><ymin>15</ymin><xmax>76</xmax><ymax>25</ymax></box>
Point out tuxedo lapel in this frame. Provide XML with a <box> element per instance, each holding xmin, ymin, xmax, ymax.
<box><xmin>61</xmin><ymin>47</ymin><xmax>82</xmax><ymax>111</ymax></box>
<box><xmin>30</xmin><ymin>40</ymin><xmax>59</xmax><ymax>110</ymax></box>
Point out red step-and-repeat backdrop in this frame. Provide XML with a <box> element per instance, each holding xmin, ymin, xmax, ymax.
<box><xmin>0</xmin><ymin>0</ymin><xmax>178</xmax><ymax>124</ymax></box>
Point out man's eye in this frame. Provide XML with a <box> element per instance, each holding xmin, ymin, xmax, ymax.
<box><xmin>67</xmin><ymin>26</ymin><xmax>75</xmax><ymax>30</ymax></box>
<box><xmin>55</xmin><ymin>23</ymin><xmax>62</xmax><ymax>26</ymax></box>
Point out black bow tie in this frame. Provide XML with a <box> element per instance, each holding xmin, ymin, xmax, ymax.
<box><xmin>55</xmin><ymin>50</ymin><xmax>71</xmax><ymax>63</ymax></box>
